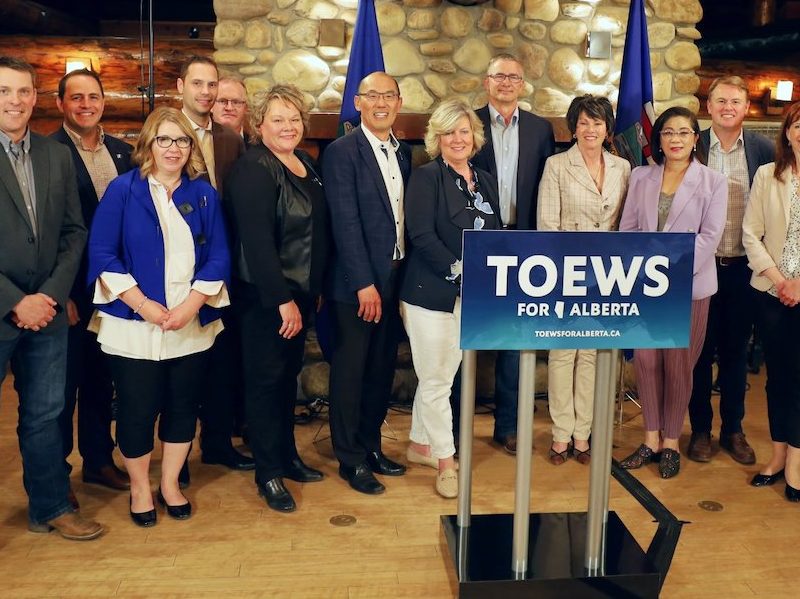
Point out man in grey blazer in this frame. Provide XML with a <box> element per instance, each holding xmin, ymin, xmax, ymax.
<box><xmin>454</xmin><ymin>53</ymin><xmax>555</xmax><ymax>454</ymax></box>
<box><xmin>0</xmin><ymin>57</ymin><xmax>102</xmax><ymax>540</ymax></box>
<box><xmin>688</xmin><ymin>76</ymin><xmax>776</xmax><ymax>465</ymax></box>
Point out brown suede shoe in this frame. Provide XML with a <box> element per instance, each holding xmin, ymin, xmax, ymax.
<box><xmin>720</xmin><ymin>433</ymin><xmax>756</xmax><ymax>465</ymax></box>
<box><xmin>29</xmin><ymin>512</ymin><xmax>104</xmax><ymax>541</ymax></box>
<box><xmin>687</xmin><ymin>432</ymin><xmax>712</xmax><ymax>463</ymax></box>
<box><xmin>82</xmin><ymin>464</ymin><xmax>131</xmax><ymax>491</ymax></box>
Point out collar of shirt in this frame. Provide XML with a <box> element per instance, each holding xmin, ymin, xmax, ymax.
<box><xmin>64</xmin><ymin>123</ymin><xmax>106</xmax><ymax>152</ymax></box>
<box><xmin>488</xmin><ymin>104</ymin><xmax>519</xmax><ymax>129</ymax></box>
<box><xmin>361</xmin><ymin>125</ymin><xmax>399</xmax><ymax>155</ymax></box>
<box><xmin>709</xmin><ymin>127</ymin><xmax>744</xmax><ymax>153</ymax></box>
<box><xmin>0</xmin><ymin>127</ymin><xmax>31</xmax><ymax>154</ymax></box>
<box><xmin>181</xmin><ymin>109</ymin><xmax>213</xmax><ymax>136</ymax></box>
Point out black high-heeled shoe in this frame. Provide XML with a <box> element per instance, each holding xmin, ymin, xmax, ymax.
<box><xmin>129</xmin><ymin>495</ymin><xmax>157</xmax><ymax>527</ymax></box>
<box><xmin>785</xmin><ymin>483</ymin><xmax>800</xmax><ymax>502</ymax></box>
<box><xmin>157</xmin><ymin>488</ymin><xmax>192</xmax><ymax>520</ymax></box>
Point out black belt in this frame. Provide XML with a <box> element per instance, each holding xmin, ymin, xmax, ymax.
<box><xmin>716</xmin><ymin>255</ymin><xmax>747</xmax><ymax>266</ymax></box>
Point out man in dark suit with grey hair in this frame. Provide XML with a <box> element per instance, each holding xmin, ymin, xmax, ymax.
<box><xmin>0</xmin><ymin>56</ymin><xmax>102</xmax><ymax>540</ymax></box>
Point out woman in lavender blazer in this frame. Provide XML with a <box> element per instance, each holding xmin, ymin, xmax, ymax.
<box><xmin>617</xmin><ymin>107</ymin><xmax>727</xmax><ymax>478</ymax></box>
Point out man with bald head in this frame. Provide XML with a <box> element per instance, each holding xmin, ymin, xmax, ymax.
<box><xmin>322</xmin><ymin>72</ymin><xmax>411</xmax><ymax>495</ymax></box>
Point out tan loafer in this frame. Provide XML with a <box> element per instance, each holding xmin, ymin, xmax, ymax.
<box><xmin>435</xmin><ymin>469</ymin><xmax>458</xmax><ymax>499</ymax></box>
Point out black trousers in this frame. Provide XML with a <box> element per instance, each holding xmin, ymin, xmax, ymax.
<box><xmin>198</xmin><ymin>310</ymin><xmax>239</xmax><ymax>455</ymax></box>
<box><xmin>58</xmin><ymin>325</ymin><xmax>115</xmax><ymax>472</ymax></box>
<box><xmin>756</xmin><ymin>292</ymin><xmax>800</xmax><ymax>448</ymax></box>
<box><xmin>107</xmin><ymin>351</ymin><xmax>209</xmax><ymax>459</ymax></box>
<box><xmin>238</xmin><ymin>283</ymin><xmax>307</xmax><ymax>483</ymax></box>
<box><xmin>689</xmin><ymin>258</ymin><xmax>754</xmax><ymax>436</ymax></box>
<box><xmin>328</xmin><ymin>273</ymin><xmax>399</xmax><ymax>467</ymax></box>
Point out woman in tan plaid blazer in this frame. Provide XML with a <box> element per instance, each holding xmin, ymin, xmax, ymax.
<box><xmin>536</xmin><ymin>95</ymin><xmax>631</xmax><ymax>466</ymax></box>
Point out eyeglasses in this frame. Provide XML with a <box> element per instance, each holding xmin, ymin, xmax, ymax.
<box><xmin>154</xmin><ymin>136</ymin><xmax>192</xmax><ymax>149</ymax></box>
<box><xmin>487</xmin><ymin>73</ymin><xmax>523</xmax><ymax>84</ymax></box>
<box><xmin>357</xmin><ymin>91</ymin><xmax>399</xmax><ymax>102</ymax></box>
<box><xmin>215</xmin><ymin>98</ymin><xmax>246</xmax><ymax>107</ymax></box>
<box><xmin>659</xmin><ymin>129</ymin><xmax>695</xmax><ymax>140</ymax></box>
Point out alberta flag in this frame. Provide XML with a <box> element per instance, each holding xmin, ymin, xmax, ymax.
<box><xmin>614</xmin><ymin>0</ymin><xmax>655</xmax><ymax>166</ymax></box>
<box><xmin>338</xmin><ymin>0</ymin><xmax>385</xmax><ymax>136</ymax></box>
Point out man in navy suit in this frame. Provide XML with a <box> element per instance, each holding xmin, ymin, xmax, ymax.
<box><xmin>52</xmin><ymin>69</ymin><xmax>133</xmax><ymax>497</ymax></box>
<box><xmin>455</xmin><ymin>53</ymin><xmax>555</xmax><ymax>454</ymax></box>
<box><xmin>323</xmin><ymin>72</ymin><xmax>411</xmax><ymax>495</ymax></box>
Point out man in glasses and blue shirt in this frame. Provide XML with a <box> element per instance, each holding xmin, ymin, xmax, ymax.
<box><xmin>323</xmin><ymin>72</ymin><xmax>412</xmax><ymax>495</ymax></box>
<box><xmin>451</xmin><ymin>53</ymin><xmax>555</xmax><ymax>455</ymax></box>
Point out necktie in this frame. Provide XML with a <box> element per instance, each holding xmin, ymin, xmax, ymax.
<box><xmin>9</xmin><ymin>144</ymin><xmax>37</xmax><ymax>234</ymax></box>
<box><xmin>198</xmin><ymin>130</ymin><xmax>217</xmax><ymax>189</ymax></box>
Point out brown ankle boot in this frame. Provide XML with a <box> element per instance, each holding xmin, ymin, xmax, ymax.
<box><xmin>29</xmin><ymin>512</ymin><xmax>104</xmax><ymax>541</ymax></box>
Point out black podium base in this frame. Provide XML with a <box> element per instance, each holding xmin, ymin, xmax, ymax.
<box><xmin>441</xmin><ymin>512</ymin><xmax>660</xmax><ymax>598</ymax></box>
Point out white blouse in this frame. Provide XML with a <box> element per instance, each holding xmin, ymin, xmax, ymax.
<box><xmin>89</xmin><ymin>176</ymin><xmax>229</xmax><ymax>361</ymax></box>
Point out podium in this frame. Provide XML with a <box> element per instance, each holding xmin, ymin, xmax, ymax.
<box><xmin>444</xmin><ymin>231</ymin><xmax>694</xmax><ymax>597</ymax></box>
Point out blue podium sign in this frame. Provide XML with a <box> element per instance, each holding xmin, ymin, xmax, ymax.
<box><xmin>460</xmin><ymin>230</ymin><xmax>695</xmax><ymax>350</ymax></box>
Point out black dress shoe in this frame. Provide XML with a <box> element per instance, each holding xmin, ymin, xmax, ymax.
<box><xmin>258</xmin><ymin>477</ymin><xmax>297</xmax><ymax>512</ymax></box>
<box><xmin>339</xmin><ymin>463</ymin><xmax>385</xmax><ymax>495</ymax></box>
<box><xmin>130</xmin><ymin>496</ymin><xmax>157</xmax><ymax>528</ymax></box>
<box><xmin>284</xmin><ymin>458</ymin><xmax>324</xmax><ymax>483</ymax></box>
<box><xmin>178</xmin><ymin>460</ymin><xmax>190</xmax><ymax>489</ymax></box>
<box><xmin>786</xmin><ymin>483</ymin><xmax>800</xmax><ymax>502</ymax></box>
<box><xmin>201</xmin><ymin>447</ymin><xmax>256</xmax><ymax>471</ymax></box>
<box><xmin>750</xmin><ymin>470</ymin><xmax>784</xmax><ymax>487</ymax></box>
<box><xmin>365</xmin><ymin>451</ymin><xmax>406</xmax><ymax>476</ymax></box>
<box><xmin>157</xmin><ymin>488</ymin><xmax>192</xmax><ymax>520</ymax></box>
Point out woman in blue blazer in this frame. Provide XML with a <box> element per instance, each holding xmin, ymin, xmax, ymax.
<box><xmin>87</xmin><ymin>107</ymin><xmax>230</xmax><ymax>526</ymax></box>
<box><xmin>400</xmin><ymin>99</ymin><xmax>501</xmax><ymax>498</ymax></box>
<box><xmin>618</xmin><ymin>107</ymin><xmax>727</xmax><ymax>478</ymax></box>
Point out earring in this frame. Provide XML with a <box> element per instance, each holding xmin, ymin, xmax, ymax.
<box><xmin>693</xmin><ymin>144</ymin><xmax>697</xmax><ymax>152</ymax></box>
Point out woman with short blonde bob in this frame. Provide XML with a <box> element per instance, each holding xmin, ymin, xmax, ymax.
<box><xmin>225</xmin><ymin>84</ymin><xmax>328</xmax><ymax>512</ymax></box>
<box><xmin>400</xmin><ymin>99</ymin><xmax>501</xmax><ymax>498</ymax></box>
<box><xmin>87</xmin><ymin>106</ymin><xmax>230</xmax><ymax>526</ymax></box>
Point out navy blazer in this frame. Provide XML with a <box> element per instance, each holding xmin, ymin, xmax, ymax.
<box><xmin>697</xmin><ymin>128</ymin><xmax>775</xmax><ymax>185</ymax></box>
<box><xmin>472</xmin><ymin>105</ymin><xmax>555</xmax><ymax>230</ymax></box>
<box><xmin>322</xmin><ymin>126</ymin><xmax>412</xmax><ymax>304</ymax></box>
<box><xmin>51</xmin><ymin>127</ymin><xmax>133</xmax><ymax>315</ymax></box>
<box><xmin>400</xmin><ymin>159</ymin><xmax>501</xmax><ymax>313</ymax></box>
<box><xmin>87</xmin><ymin>169</ymin><xmax>230</xmax><ymax>326</ymax></box>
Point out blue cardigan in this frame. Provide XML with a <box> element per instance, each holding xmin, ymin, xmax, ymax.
<box><xmin>87</xmin><ymin>168</ymin><xmax>230</xmax><ymax>326</ymax></box>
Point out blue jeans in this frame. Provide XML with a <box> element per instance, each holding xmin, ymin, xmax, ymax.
<box><xmin>0</xmin><ymin>328</ymin><xmax>73</xmax><ymax>525</ymax></box>
<box><xmin>493</xmin><ymin>350</ymin><xmax>520</xmax><ymax>438</ymax></box>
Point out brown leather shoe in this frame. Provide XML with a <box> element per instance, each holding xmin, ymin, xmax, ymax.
<box><xmin>494</xmin><ymin>434</ymin><xmax>517</xmax><ymax>455</ymax></box>
<box><xmin>83</xmin><ymin>464</ymin><xmax>131</xmax><ymax>491</ymax></box>
<box><xmin>29</xmin><ymin>512</ymin><xmax>104</xmax><ymax>541</ymax></box>
<box><xmin>67</xmin><ymin>487</ymin><xmax>80</xmax><ymax>511</ymax></box>
<box><xmin>687</xmin><ymin>432</ymin><xmax>712</xmax><ymax>463</ymax></box>
<box><xmin>720</xmin><ymin>433</ymin><xmax>756</xmax><ymax>465</ymax></box>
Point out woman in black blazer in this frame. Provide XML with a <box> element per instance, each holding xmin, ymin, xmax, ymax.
<box><xmin>225</xmin><ymin>84</ymin><xmax>328</xmax><ymax>512</ymax></box>
<box><xmin>400</xmin><ymin>99</ymin><xmax>501</xmax><ymax>498</ymax></box>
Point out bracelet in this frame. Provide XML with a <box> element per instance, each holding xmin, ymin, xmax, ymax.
<box><xmin>133</xmin><ymin>297</ymin><xmax>148</xmax><ymax>314</ymax></box>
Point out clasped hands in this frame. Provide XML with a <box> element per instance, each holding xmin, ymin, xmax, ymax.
<box><xmin>11</xmin><ymin>293</ymin><xmax>57</xmax><ymax>331</ymax></box>
<box><xmin>776</xmin><ymin>279</ymin><xmax>800</xmax><ymax>307</ymax></box>
<box><xmin>139</xmin><ymin>298</ymin><xmax>198</xmax><ymax>331</ymax></box>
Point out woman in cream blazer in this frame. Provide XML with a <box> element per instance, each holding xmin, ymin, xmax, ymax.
<box><xmin>537</xmin><ymin>95</ymin><xmax>631</xmax><ymax>466</ymax></box>
<box><xmin>741</xmin><ymin>102</ymin><xmax>800</xmax><ymax>501</ymax></box>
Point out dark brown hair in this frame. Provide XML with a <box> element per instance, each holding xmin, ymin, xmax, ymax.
<box><xmin>179</xmin><ymin>55</ymin><xmax>218</xmax><ymax>80</ymax></box>
<box><xmin>58</xmin><ymin>69</ymin><xmax>104</xmax><ymax>99</ymax></box>
<box><xmin>566</xmin><ymin>95</ymin><xmax>616</xmax><ymax>148</ymax></box>
<box><xmin>774</xmin><ymin>102</ymin><xmax>800</xmax><ymax>182</ymax></box>
<box><xmin>0</xmin><ymin>56</ymin><xmax>37</xmax><ymax>87</ymax></box>
<box><xmin>650</xmin><ymin>106</ymin><xmax>704</xmax><ymax>166</ymax></box>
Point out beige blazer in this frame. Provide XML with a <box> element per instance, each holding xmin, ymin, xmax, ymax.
<box><xmin>536</xmin><ymin>144</ymin><xmax>631</xmax><ymax>232</ymax></box>
<box><xmin>742</xmin><ymin>163</ymin><xmax>796</xmax><ymax>292</ymax></box>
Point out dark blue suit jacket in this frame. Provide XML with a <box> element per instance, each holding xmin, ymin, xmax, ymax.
<box><xmin>51</xmin><ymin>127</ymin><xmax>133</xmax><ymax>316</ymax></box>
<box><xmin>473</xmin><ymin>105</ymin><xmax>555</xmax><ymax>230</ymax></box>
<box><xmin>322</xmin><ymin>126</ymin><xmax>412</xmax><ymax>304</ymax></box>
<box><xmin>697</xmin><ymin>128</ymin><xmax>775</xmax><ymax>185</ymax></box>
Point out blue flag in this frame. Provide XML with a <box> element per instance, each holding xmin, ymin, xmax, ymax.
<box><xmin>338</xmin><ymin>0</ymin><xmax>385</xmax><ymax>136</ymax></box>
<box><xmin>614</xmin><ymin>0</ymin><xmax>655</xmax><ymax>167</ymax></box>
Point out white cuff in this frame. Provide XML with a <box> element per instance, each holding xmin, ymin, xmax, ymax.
<box><xmin>192</xmin><ymin>280</ymin><xmax>230</xmax><ymax>308</ymax></box>
<box><xmin>94</xmin><ymin>272</ymin><xmax>138</xmax><ymax>304</ymax></box>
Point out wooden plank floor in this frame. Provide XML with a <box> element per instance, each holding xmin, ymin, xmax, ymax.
<box><xmin>1</xmin><ymin>370</ymin><xmax>798</xmax><ymax>598</ymax></box>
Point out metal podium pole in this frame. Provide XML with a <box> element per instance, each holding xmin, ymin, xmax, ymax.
<box><xmin>585</xmin><ymin>348</ymin><xmax>620</xmax><ymax>574</ymax></box>
<box><xmin>457</xmin><ymin>349</ymin><xmax>477</xmax><ymax>528</ymax></box>
<box><xmin>512</xmin><ymin>350</ymin><xmax>537</xmax><ymax>578</ymax></box>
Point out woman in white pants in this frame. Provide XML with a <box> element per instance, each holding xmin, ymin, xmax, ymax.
<box><xmin>400</xmin><ymin>99</ymin><xmax>501</xmax><ymax>497</ymax></box>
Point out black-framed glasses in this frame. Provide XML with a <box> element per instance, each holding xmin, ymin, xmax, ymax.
<box><xmin>154</xmin><ymin>136</ymin><xmax>192</xmax><ymax>149</ymax></box>
<box><xmin>357</xmin><ymin>91</ymin><xmax>399</xmax><ymax>102</ymax></box>
<box><xmin>215</xmin><ymin>98</ymin><xmax>246</xmax><ymax>107</ymax></box>
<box><xmin>487</xmin><ymin>73</ymin><xmax>523</xmax><ymax>83</ymax></box>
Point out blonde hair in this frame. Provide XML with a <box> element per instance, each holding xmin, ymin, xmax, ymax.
<box><xmin>248</xmin><ymin>84</ymin><xmax>309</xmax><ymax>145</ymax></box>
<box><xmin>708</xmin><ymin>76</ymin><xmax>749</xmax><ymax>100</ymax></box>
<box><xmin>424</xmin><ymin>98</ymin><xmax>485</xmax><ymax>159</ymax></box>
<box><xmin>132</xmin><ymin>107</ymin><xmax>206</xmax><ymax>179</ymax></box>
